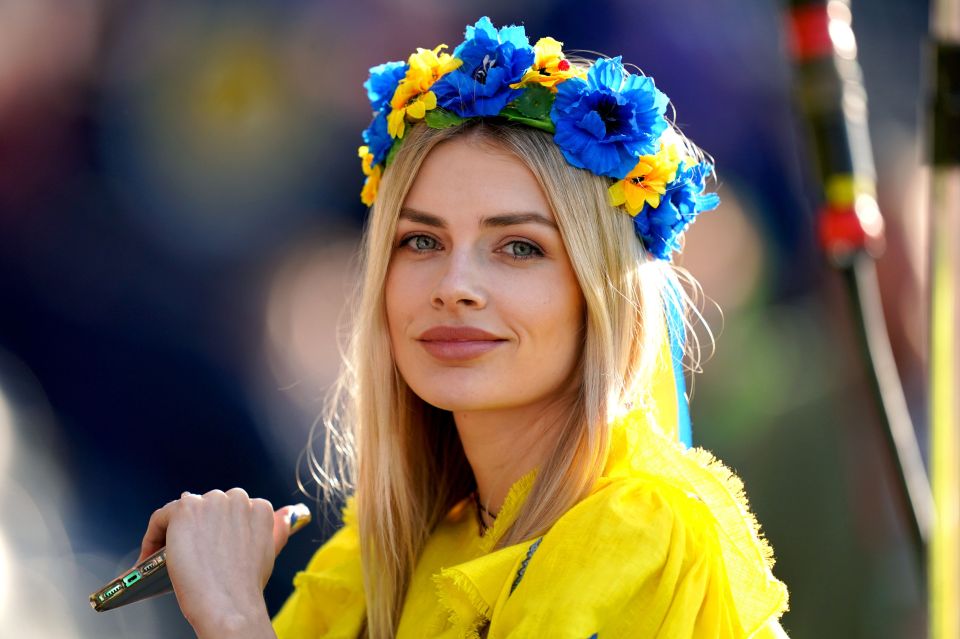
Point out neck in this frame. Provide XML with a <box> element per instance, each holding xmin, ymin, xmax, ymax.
<box><xmin>454</xmin><ymin>395</ymin><xmax>573</xmax><ymax>515</ymax></box>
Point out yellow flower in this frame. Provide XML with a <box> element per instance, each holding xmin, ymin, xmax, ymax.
<box><xmin>358</xmin><ymin>145</ymin><xmax>374</xmax><ymax>176</ymax></box>
<box><xmin>406</xmin><ymin>44</ymin><xmax>461</xmax><ymax>92</ymax></box>
<box><xmin>387</xmin><ymin>89</ymin><xmax>437</xmax><ymax>138</ymax></box>
<box><xmin>608</xmin><ymin>144</ymin><xmax>681</xmax><ymax>215</ymax></box>
<box><xmin>387</xmin><ymin>45</ymin><xmax>462</xmax><ymax>139</ymax></box>
<box><xmin>358</xmin><ymin>145</ymin><xmax>381</xmax><ymax>205</ymax></box>
<box><xmin>360</xmin><ymin>164</ymin><xmax>382</xmax><ymax>206</ymax></box>
<box><xmin>511</xmin><ymin>37</ymin><xmax>585</xmax><ymax>92</ymax></box>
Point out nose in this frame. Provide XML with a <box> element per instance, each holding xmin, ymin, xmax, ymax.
<box><xmin>431</xmin><ymin>249</ymin><xmax>487</xmax><ymax>310</ymax></box>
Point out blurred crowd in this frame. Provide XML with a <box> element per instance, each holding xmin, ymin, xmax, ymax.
<box><xmin>0</xmin><ymin>1</ymin><xmax>933</xmax><ymax>636</ymax></box>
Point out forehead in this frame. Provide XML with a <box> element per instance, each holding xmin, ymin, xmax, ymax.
<box><xmin>402</xmin><ymin>135</ymin><xmax>554</xmax><ymax>220</ymax></box>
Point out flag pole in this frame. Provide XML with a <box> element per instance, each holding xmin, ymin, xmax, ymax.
<box><xmin>926</xmin><ymin>1</ymin><xmax>960</xmax><ymax>636</ymax></box>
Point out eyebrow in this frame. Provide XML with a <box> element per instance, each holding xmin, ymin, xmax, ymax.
<box><xmin>399</xmin><ymin>208</ymin><xmax>559</xmax><ymax>230</ymax></box>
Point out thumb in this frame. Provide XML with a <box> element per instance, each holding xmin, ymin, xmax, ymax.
<box><xmin>273</xmin><ymin>503</ymin><xmax>311</xmax><ymax>556</ymax></box>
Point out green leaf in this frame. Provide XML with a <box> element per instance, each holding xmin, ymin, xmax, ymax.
<box><xmin>513</xmin><ymin>85</ymin><xmax>554</xmax><ymax>120</ymax></box>
<box><xmin>385</xmin><ymin>136</ymin><xmax>404</xmax><ymax>168</ymax></box>
<box><xmin>425</xmin><ymin>107</ymin><xmax>468</xmax><ymax>129</ymax></box>
<box><xmin>499</xmin><ymin>107</ymin><xmax>556</xmax><ymax>133</ymax></box>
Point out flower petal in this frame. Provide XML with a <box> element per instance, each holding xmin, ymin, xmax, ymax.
<box><xmin>608</xmin><ymin>181</ymin><xmax>627</xmax><ymax>208</ymax></box>
<box><xmin>577</xmin><ymin>111</ymin><xmax>608</xmax><ymax>140</ymax></box>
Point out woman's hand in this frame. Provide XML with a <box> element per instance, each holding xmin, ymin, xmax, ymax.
<box><xmin>137</xmin><ymin>488</ymin><xmax>295</xmax><ymax>638</ymax></box>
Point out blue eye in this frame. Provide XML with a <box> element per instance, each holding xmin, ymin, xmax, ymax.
<box><xmin>503</xmin><ymin>240</ymin><xmax>543</xmax><ymax>260</ymax></box>
<box><xmin>402</xmin><ymin>234</ymin><xmax>439</xmax><ymax>252</ymax></box>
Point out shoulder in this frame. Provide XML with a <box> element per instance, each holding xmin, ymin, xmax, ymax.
<box><xmin>535</xmin><ymin>473</ymin><xmax>720</xmax><ymax>570</ymax></box>
<box><xmin>487</xmin><ymin>475</ymin><xmax>787</xmax><ymax>638</ymax></box>
<box><xmin>543</xmin><ymin>473</ymin><xmax>722</xmax><ymax>582</ymax></box>
<box><xmin>573</xmin><ymin>472</ymin><xmax>714</xmax><ymax>535</ymax></box>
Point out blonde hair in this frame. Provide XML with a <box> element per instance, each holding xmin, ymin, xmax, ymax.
<box><xmin>299</xmin><ymin>118</ymin><xmax>708</xmax><ymax>638</ymax></box>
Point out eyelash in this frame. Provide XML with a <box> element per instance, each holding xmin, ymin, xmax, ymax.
<box><xmin>398</xmin><ymin>234</ymin><xmax>544</xmax><ymax>261</ymax></box>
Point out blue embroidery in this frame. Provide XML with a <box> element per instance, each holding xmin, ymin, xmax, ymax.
<box><xmin>509</xmin><ymin>537</ymin><xmax>543</xmax><ymax>595</ymax></box>
<box><xmin>587</xmin><ymin>634</ymin><xmax>598</xmax><ymax>638</ymax></box>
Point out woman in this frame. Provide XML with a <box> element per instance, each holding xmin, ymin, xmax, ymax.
<box><xmin>138</xmin><ymin>17</ymin><xmax>790</xmax><ymax>638</ymax></box>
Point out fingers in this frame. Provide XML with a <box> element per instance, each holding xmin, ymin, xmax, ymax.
<box><xmin>136</xmin><ymin>494</ymin><xmax>188</xmax><ymax>564</ymax></box>
<box><xmin>137</xmin><ymin>489</ymin><xmax>278</xmax><ymax>564</ymax></box>
<box><xmin>136</xmin><ymin>489</ymin><xmax>309</xmax><ymax>569</ymax></box>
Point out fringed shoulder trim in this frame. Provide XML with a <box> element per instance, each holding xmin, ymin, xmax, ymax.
<box><xmin>605</xmin><ymin>408</ymin><xmax>789</xmax><ymax>634</ymax></box>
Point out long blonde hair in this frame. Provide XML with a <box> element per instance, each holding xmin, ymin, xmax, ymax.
<box><xmin>300</xmin><ymin>119</ymin><xmax>707</xmax><ymax>638</ymax></box>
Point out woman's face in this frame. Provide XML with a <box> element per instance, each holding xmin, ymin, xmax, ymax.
<box><xmin>385</xmin><ymin>134</ymin><xmax>586</xmax><ymax>414</ymax></box>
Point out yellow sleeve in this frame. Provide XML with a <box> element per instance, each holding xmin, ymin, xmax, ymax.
<box><xmin>271</xmin><ymin>498</ymin><xmax>366</xmax><ymax>639</ymax></box>
<box><xmin>600</xmin><ymin>483</ymin><xmax>787</xmax><ymax>638</ymax></box>
<box><xmin>488</xmin><ymin>477</ymin><xmax>788</xmax><ymax>638</ymax></box>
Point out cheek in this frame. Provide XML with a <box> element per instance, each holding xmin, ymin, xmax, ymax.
<box><xmin>513</xmin><ymin>274</ymin><xmax>584</xmax><ymax>346</ymax></box>
<box><xmin>550</xmin><ymin>296</ymin><xmax>585</xmax><ymax>354</ymax></box>
<box><xmin>384</xmin><ymin>262</ymin><xmax>431</xmax><ymax>367</ymax></box>
<box><xmin>550</xmin><ymin>275</ymin><xmax>586</xmax><ymax>357</ymax></box>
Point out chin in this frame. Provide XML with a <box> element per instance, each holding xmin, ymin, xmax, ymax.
<box><xmin>407</xmin><ymin>385</ymin><xmax>502</xmax><ymax>413</ymax></box>
<box><xmin>403</xmin><ymin>371</ymin><xmax>524</xmax><ymax>412</ymax></box>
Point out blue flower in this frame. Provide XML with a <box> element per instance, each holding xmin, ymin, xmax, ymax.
<box><xmin>633</xmin><ymin>161</ymin><xmax>720</xmax><ymax>260</ymax></box>
<box><xmin>432</xmin><ymin>16</ymin><xmax>535</xmax><ymax>117</ymax></box>
<box><xmin>362</xmin><ymin>110</ymin><xmax>393</xmax><ymax>166</ymax></box>
<box><xmin>364</xmin><ymin>61</ymin><xmax>407</xmax><ymax>112</ymax></box>
<box><xmin>551</xmin><ymin>57</ymin><xmax>669</xmax><ymax>179</ymax></box>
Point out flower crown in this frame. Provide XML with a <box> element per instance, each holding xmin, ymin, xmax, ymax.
<box><xmin>357</xmin><ymin>16</ymin><xmax>720</xmax><ymax>261</ymax></box>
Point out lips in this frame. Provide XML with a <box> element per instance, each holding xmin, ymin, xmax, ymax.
<box><xmin>418</xmin><ymin>326</ymin><xmax>502</xmax><ymax>341</ymax></box>
<box><xmin>416</xmin><ymin>326</ymin><xmax>506</xmax><ymax>361</ymax></box>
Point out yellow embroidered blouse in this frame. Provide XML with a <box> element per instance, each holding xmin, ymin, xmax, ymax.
<box><xmin>270</xmin><ymin>431</ymin><xmax>790</xmax><ymax>637</ymax></box>
<box><xmin>271</xmin><ymin>341</ymin><xmax>790</xmax><ymax>638</ymax></box>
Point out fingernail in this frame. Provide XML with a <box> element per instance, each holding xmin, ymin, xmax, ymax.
<box><xmin>287</xmin><ymin>504</ymin><xmax>311</xmax><ymax>535</ymax></box>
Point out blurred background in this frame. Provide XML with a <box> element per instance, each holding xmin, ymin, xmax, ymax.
<box><xmin>0</xmin><ymin>0</ymin><xmax>938</xmax><ymax>636</ymax></box>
